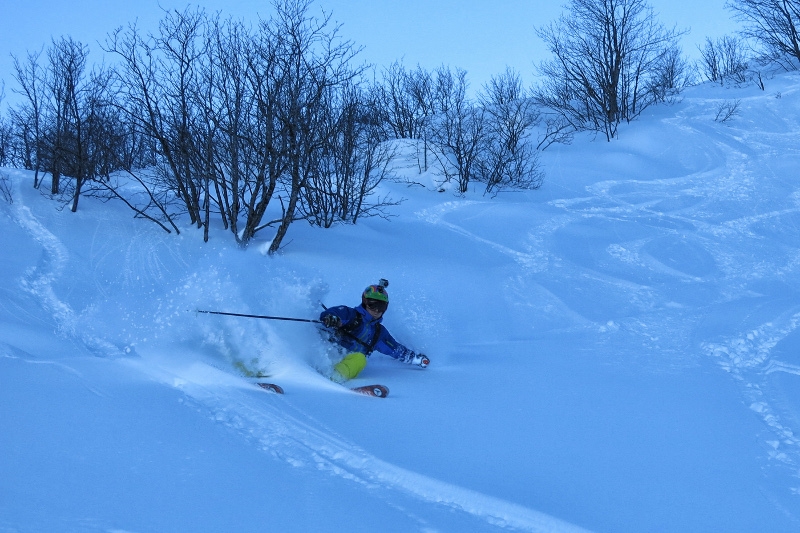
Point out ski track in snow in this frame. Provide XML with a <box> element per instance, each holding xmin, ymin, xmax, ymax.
<box><xmin>417</xmin><ymin>107</ymin><xmax>800</xmax><ymax>494</ymax></box>
<box><xmin>11</xmin><ymin>189</ymin><xmax>124</xmax><ymax>357</ymax></box>
<box><xmin>688</xmin><ymin>118</ymin><xmax>800</xmax><ymax>489</ymax></box>
<box><xmin>128</xmin><ymin>356</ymin><xmax>590</xmax><ymax>533</ymax></box>
<box><xmin>416</xmin><ymin>201</ymin><xmax>541</xmax><ymax>268</ymax></box>
<box><xmin>704</xmin><ymin>311</ymin><xmax>800</xmax><ymax>479</ymax></box>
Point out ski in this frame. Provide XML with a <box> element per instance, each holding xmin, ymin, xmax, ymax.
<box><xmin>351</xmin><ymin>384</ymin><xmax>389</xmax><ymax>398</ymax></box>
<box><xmin>256</xmin><ymin>382</ymin><xmax>285</xmax><ymax>394</ymax></box>
<box><xmin>256</xmin><ymin>381</ymin><xmax>388</xmax><ymax>398</ymax></box>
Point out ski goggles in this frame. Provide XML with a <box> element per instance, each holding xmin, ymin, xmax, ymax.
<box><xmin>365</xmin><ymin>299</ymin><xmax>388</xmax><ymax>313</ymax></box>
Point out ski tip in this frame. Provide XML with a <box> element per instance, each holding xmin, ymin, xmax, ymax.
<box><xmin>351</xmin><ymin>384</ymin><xmax>389</xmax><ymax>398</ymax></box>
<box><xmin>257</xmin><ymin>382</ymin><xmax>285</xmax><ymax>394</ymax></box>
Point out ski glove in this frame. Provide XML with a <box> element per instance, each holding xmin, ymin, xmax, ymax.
<box><xmin>322</xmin><ymin>314</ymin><xmax>341</xmax><ymax>329</ymax></box>
<box><xmin>406</xmin><ymin>353</ymin><xmax>430</xmax><ymax>368</ymax></box>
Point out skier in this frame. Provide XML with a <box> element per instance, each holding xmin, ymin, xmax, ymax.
<box><xmin>320</xmin><ymin>280</ymin><xmax>430</xmax><ymax>382</ymax></box>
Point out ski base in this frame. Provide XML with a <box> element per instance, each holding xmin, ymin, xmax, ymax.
<box><xmin>351</xmin><ymin>384</ymin><xmax>389</xmax><ymax>398</ymax></box>
<box><xmin>256</xmin><ymin>382</ymin><xmax>284</xmax><ymax>394</ymax></box>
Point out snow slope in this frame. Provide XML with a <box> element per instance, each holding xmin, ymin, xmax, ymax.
<box><xmin>2</xmin><ymin>72</ymin><xmax>800</xmax><ymax>532</ymax></box>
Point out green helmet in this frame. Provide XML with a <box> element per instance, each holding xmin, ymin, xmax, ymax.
<box><xmin>361</xmin><ymin>280</ymin><xmax>389</xmax><ymax>313</ymax></box>
<box><xmin>362</xmin><ymin>284</ymin><xmax>389</xmax><ymax>302</ymax></box>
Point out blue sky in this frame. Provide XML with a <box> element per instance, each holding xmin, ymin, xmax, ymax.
<box><xmin>1</xmin><ymin>0</ymin><xmax>737</xmax><ymax>106</ymax></box>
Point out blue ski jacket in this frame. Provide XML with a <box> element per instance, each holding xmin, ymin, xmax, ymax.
<box><xmin>320</xmin><ymin>304</ymin><xmax>416</xmax><ymax>361</ymax></box>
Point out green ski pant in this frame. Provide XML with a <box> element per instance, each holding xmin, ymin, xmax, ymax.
<box><xmin>333</xmin><ymin>352</ymin><xmax>367</xmax><ymax>381</ymax></box>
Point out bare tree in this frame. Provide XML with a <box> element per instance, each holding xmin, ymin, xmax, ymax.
<box><xmin>11</xmin><ymin>51</ymin><xmax>46</xmax><ymax>188</ymax></box>
<box><xmin>0</xmin><ymin>121</ymin><xmax>8</xmax><ymax>169</ymax></box>
<box><xmin>53</xmin><ymin>38</ymin><xmax>88</xmax><ymax>207</ymax></box>
<box><xmin>727</xmin><ymin>0</ymin><xmax>800</xmax><ymax>68</ymax></box>
<box><xmin>428</xmin><ymin>66</ymin><xmax>485</xmax><ymax>193</ymax></box>
<box><xmin>302</xmin><ymin>81</ymin><xmax>399</xmax><ymax>227</ymax></box>
<box><xmin>112</xmin><ymin>12</ymin><xmax>275</xmax><ymax>242</ymax></box>
<box><xmin>535</xmin><ymin>0</ymin><xmax>685</xmax><ymax>140</ymax></box>
<box><xmin>41</xmin><ymin>38</ymin><xmax>87</xmax><ymax>196</ymax></box>
<box><xmin>105</xmin><ymin>7</ymin><xmax>209</xmax><ymax>233</ymax></box>
<box><xmin>478</xmin><ymin>68</ymin><xmax>543</xmax><ymax>193</ymax></box>
<box><xmin>0</xmin><ymin>83</ymin><xmax>9</xmax><ymax>168</ymax></box>
<box><xmin>46</xmin><ymin>37</ymin><xmax>120</xmax><ymax>212</ymax></box>
<box><xmin>714</xmin><ymin>99</ymin><xmax>741</xmax><ymax>122</ymax></box>
<box><xmin>373</xmin><ymin>61</ymin><xmax>434</xmax><ymax>140</ymax></box>
<box><xmin>261</xmin><ymin>0</ymin><xmax>363</xmax><ymax>254</ymax></box>
<box><xmin>101</xmin><ymin>2</ymin><xmax>400</xmax><ymax>246</ymax></box>
<box><xmin>3</xmin><ymin>1</ymin><xmax>418</xmax><ymax>244</ymax></box>
<box><xmin>205</xmin><ymin>16</ymin><xmax>263</xmax><ymax>244</ymax></box>
<box><xmin>155</xmin><ymin>7</ymin><xmax>208</xmax><ymax>229</ymax></box>
<box><xmin>0</xmin><ymin>170</ymin><xmax>11</xmax><ymax>203</ymax></box>
<box><xmin>12</xmin><ymin>41</ymin><xmax>129</xmax><ymax>203</ymax></box>
<box><xmin>650</xmin><ymin>42</ymin><xmax>694</xmax><ymax>98</ymax></box>
<box><xmin>698</xmin><ymin>35</ymin><xmax>750</xmax><ymax>84</ymax></box>
<box><xmin>350</xmin><ymin>83</ymin><xmax>403</xmax><ymax>222</ymax></box>
<box><xmin>14</xmin><ymin>38</ymin><xmax>116</xmax><ymax>207</ymax></box>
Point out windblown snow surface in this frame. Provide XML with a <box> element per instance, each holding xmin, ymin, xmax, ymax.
<box><xmin>2</xmin><ymin>73</ymin><xmax>800</xmax><ymax>532</ymax></box>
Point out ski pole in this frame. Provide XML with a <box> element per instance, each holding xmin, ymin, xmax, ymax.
<box><xmin>196</xmin><ymin>309</ymin><xmax>321</xmax><ymax>324</ymax></box>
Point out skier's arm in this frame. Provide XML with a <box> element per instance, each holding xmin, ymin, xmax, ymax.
<box><xmin>374</xmin><ymin>328</ymin><xmax>429</xmax><ymax>368</ymax></box>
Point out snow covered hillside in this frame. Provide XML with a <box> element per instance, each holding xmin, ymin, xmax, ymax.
<box><xmin>2</xmin><ymin>72</ymin><xmax>800</xmax><ymax>532</ymax></box>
